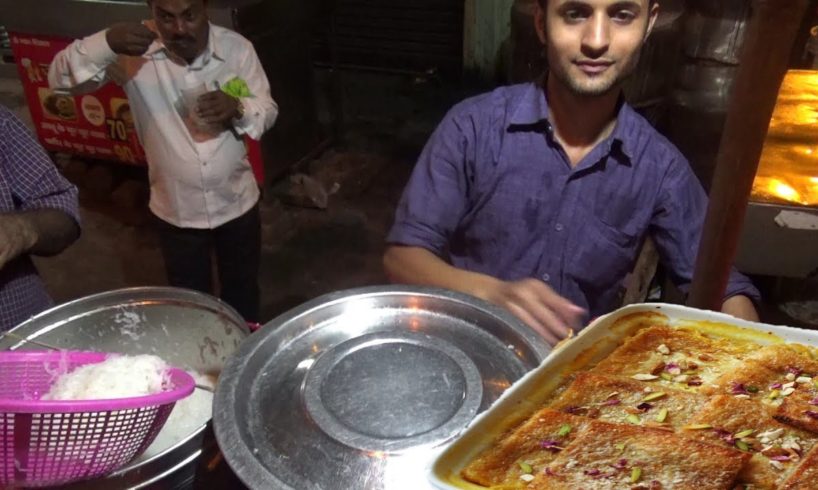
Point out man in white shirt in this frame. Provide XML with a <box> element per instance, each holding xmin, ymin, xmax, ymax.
<box><xmin>49</xmin><ymin>0</ymin><xmax>278</xmax><ymax>322</ymax></box>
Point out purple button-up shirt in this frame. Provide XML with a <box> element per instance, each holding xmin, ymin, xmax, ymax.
<box><xmin>387</xmin><ymin>83</ymin><xmax>759</xmax><ymax>320</ymax></box>
<box><xmin>0</xmin><ymin>105</ymin><xmax>80</xmax><ymax>330</ymax></box>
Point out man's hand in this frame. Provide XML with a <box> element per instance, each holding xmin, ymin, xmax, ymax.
<box><xmin>0</xmin><ymin>214</ymin><xmax>37</xmax><ymax>270</ymax></box>
<box><xmin>196</xmin><ymin>91</ymin><xmax>240</xmax><ymax>126</ymax></box>
<box><xmin>479</xmin><ymin>278</ymin><xmax>586</xmax><ymax>345</ymax></box>
<box><xmin>106</xmin><ymin>22</ymin><xmax>157</xmax><ymax>56</ymax></box>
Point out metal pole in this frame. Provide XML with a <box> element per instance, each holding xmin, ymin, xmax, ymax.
<box><xmin>687</xmin><ymin>0</ymin><xmax>810</xmax><ymax>310</ymax></box>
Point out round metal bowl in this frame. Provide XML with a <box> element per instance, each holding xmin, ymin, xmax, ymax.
<box><xmin>0</xmin><ymin>287</ymin><xmax>250</xmax><ymax>489</ymax></box>
<box><xmin>214</xmin><ymin>286</ymin><xmax>550</xmax><ymax>490</ymax></box>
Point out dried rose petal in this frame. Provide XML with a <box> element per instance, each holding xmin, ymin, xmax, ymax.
<box><xmin>730</xmin><ymin>382</ymin><xmax>749</xmax><ymax>395</ymax></box>
<box><xmin>770</xmin><ymin>455</ymin><xmax>791</xmax><ymax>462</ymax></box>
<box><xmin>584</xmin><ymin>468</ymin><xmax>601</xmax><ymax>477</ymax></box>
<box><xmin>687</xmin><ymin>377</ymin><xmax>703</xmax><ymax>386</ymax></box>
<box><xmin>805</xmin><ymin>411</ymin><xmax>818</xmax><ymax>420</ymax></box>
<box><xmin>544</xmin><ymin>467</ymin><xmax>556</xmax><ymax>476</ymax></box>
<box><xmin>602</xmin><ymin>399</ymin><xmax>622</xmax><ymax>406</ymax></box>
<box><xmin>564</xmin><ymin>406</ymin><xmax>585</xmax><ymax>415</ymax></box>
<box><xmin>809</xmin><ymin>397</ymin><xmax>818</xmax><ymax>406</ymax></box>
<box><xmin>540</xmin><ymin>440</ymin><xmax>562</xmax><ymax>452</ymax></box>
<box><xmin>770</xmin><ymin>382</ymin><xmax>783</xmax><ymax>390</ymax></box>
<box><xmin>665</xmin><ymin>362</ymin><xmax>681</xmax><ymax>373</ymax></box>
<box><xmin>713</xmin><ymin>428</ymin><xmax>736</xmax><ymax>445</ymax></box>
<box><xmin>612</xmin><ymin>459</ymin><xmax>628</xmax><ymax>470</ymax></box>
<box><xmin>788</xmin><ymin>367</ymin><xmax>803</xmax><ymax>376</ymax></box>
<box><xmin>636</xmin><ymin>402</ymin><xmax>653</xmax><ymax>412</ymax></box>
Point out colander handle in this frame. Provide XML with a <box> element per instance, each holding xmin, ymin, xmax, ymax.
<box><xmin>247</xmin><ymin>322</ymin><xmax>262</xmax><ymax>332</ymax></box>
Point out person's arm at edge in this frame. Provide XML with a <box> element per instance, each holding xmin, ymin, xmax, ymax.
<box><xmin>721</xmin><ymin>295</ymin><xmax>759</xmax><ymax>322</ymax></box>
<box><xmin>0</xmin><ymin>210</ymin><xmax>79</xmax><ymax>258</ymax></box>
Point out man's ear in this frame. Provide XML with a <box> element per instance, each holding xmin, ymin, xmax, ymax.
<box><xmin>534</xmin><ymin>2</ymin><xmax>548</xmax><ymax>45</ymax></box>
<box><xmin>644</xmin><ymin>2</ymin><xmax>660</xmax><ymax>41</ymax></box>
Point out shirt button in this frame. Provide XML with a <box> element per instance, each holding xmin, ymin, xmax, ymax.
<box><xmin>555</xmin><ymin>223</ymin><xmax>564</xmax><ymax>232</ymax></box>
<box><xmin>542</xmin><ymin>273</ymin><xmax>551</xmax><ymax>282</ymax></box>
<box><xmin>202</xmin><ymin>161</ymin><xmax>208</xmax><ymax>166</ymax></box>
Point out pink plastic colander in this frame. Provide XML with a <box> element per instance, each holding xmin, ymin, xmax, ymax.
<box><xmin>0</xmin><ymin>351</ymin><xmax>195</xmax><ymax>487</ymax></box>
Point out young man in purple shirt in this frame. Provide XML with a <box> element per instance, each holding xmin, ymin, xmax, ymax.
<box><xmin>384</xmin><ymin>0</ymin><xmax>759</xmax><ymax>345</ymax></box>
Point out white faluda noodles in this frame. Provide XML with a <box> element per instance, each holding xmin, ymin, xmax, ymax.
<box><xmin>40</xmin><ymin>353</ymin><xmax>214</xmax><ymax>460</ymax></box>
<box><xmin>141</xmin><ymin>371</ymin><xmax>215</xmax><ymax>459</ymax></box>
<box><xmin>43</xmin><ymin>354</ymin><xmax>169</xmax><ymax>400</ymax></box>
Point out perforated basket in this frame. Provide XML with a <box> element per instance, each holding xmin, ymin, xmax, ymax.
<box><xmin>0</xmin><ymin>351</ymin><xmax>195</xmax><ymax>487</ymax></box>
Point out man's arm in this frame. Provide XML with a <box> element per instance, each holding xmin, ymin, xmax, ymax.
<box><xmin>197</xmin><ymin>39</ymin><xmax>278</xmax><ymax>138</ymax></box>
<box><xmin>0</xmin><ymin>106</ymin><xmax>80</xmax><ymax>270</ymax></box>
<box><xmin>0</xmin><ymin>210</ymin><xmax>79</xmax><ymax>269</ymax></box>
<box><xmin>384</xmin><ymin>247</ymin><xmax>584</xmax><ymax>346</ymax></box>
<box><xmin>48</xmin><ymin>22</ymin><xmax>155</xmax><ymax>92</ymax></box>
<box><xmin>721</xmin><ymin>295</ymin><xmax>759</xmax><ymax>322</ymax></box>
<box><xmin>649</xmin><ymin>153</ymin><xmax>760</xmax><ymax>322</ymax></box>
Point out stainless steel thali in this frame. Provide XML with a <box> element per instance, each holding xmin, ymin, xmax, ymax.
<box><xmin>213</xmin><ymin>286</ymin><xmax>551</xmax><ymax>490</ymax></box>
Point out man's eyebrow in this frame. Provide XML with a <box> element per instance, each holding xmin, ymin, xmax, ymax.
<box><xmin>609</xmin><ymin>1</ymin><xmax>643</xmax><ymax>11</ymax></box>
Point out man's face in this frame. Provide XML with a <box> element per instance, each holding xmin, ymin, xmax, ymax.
<box><xmin>536</xmin><ymin>0</ymin><xmax>658</xmax><ymax>97</ymax></box>
<box><xmin>149</xmin><ymin>0</ymin><xmax>209</xmax><ymax>62</ymax></box>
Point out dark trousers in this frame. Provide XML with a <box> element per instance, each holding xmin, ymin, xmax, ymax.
<box><xmin>154</xmin><ymin>204</ymin><xmax>261</xmax><ymax>322</ymax></box>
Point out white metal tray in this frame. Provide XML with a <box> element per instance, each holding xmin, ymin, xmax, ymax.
<box><xmin>427</xmin><ymin>303</ymin><xmax>818</xmax><ymax>490</ymax></box>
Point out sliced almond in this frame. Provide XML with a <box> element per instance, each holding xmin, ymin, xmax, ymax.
<box><xmin>632</xmin><ymin>374</ymin><xmax>659</xmax><ymax>381</ymax></box>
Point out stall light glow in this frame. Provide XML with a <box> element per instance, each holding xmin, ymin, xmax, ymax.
<box><xmin>766</xmin><ymin>179</ymin><xmax>802</xmax><ymax>203</ymax></box>
<box><xmin>752</xmin><ymin>70</ymin><xmax>818</xmax><ymax>206</ymax></box>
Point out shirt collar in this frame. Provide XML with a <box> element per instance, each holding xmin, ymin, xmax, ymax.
<box><xmin>508</xmin><ymin>82</ymin><xmax>636</xmax><ymax>164</ymax></box>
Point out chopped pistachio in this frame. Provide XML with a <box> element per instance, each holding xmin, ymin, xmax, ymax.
<box><xmin>796</xmin><ymin>376</ymin><xmax>812</xmax><ymax>384</ymax></box>
<box><xmin>659</xmin><ymin>373</ymin><xmax>673</xmax><ymax>381</ymax></box>
<box><xmin>683</xmin><ymin>424</ymin><xmax>713</xmax><ymax>430</ymax></box>
<box><xmin>632</xmin><ymin>374</ymin><xmax>659</xmax><ymax>381</ymax></box>
<box><xmin>674</xmin><ymin>374</ymin><xmax>689</xmax><ymax>383</ymax></box>
<box><xmin>783</xmin><ymin>382</ymin><xmax>796</xmax><ymax>389</ymax></box>
<box><xmin>614</xmin><ymin>442</ymin><xmax>626</xmax><ymax>452</ymax></box>
<box><xmin>769</xmin><ymin>389</ymin><xmax>781</xmax><ymax>399</ymax></box>
<box><xmin>656</xmin><ymin>408</ymin><xmax>669</xmax><ymax>423</ymax></box>
<box><xmin>782</xmin><ymin>387</ymin><xmax>796</xmax><ymax>397</ymax></box>
<box><xmin>770</xmin><ymin>460</ymin><xmax>785</xmax><ymax>471</ymax></box>
<box><xmin>734</xmin><ymin>394</ymin><xmax>751</xmax><ymax>399</ymax></box>
<box><xmin>630</xmin><ymin>467</ymin><xmax>642</xmax><ymax>483</ymax></box>
<box><xmin>626</xmin><ymin>414</ymin><xmax>641</xmax><ymax>425</ymax></box>
<box><xmin>746</xmin><ymin>385</ymin><xmax>759</xmax><ymax>393</ymax></box>
<box><xmin>642</xmin><ymin>392</ymin><xmax>667</xmax><ymax>402</ymax></box>
<box><xmin>518</xmin><ymin>461</ymin><xmax>533</xmax><ymax>474</ymax></box>
<box><xmin>736</xmin><ymin>440</ymin><xmax>751</xmax><ymax>452</ymax></box>
<box><xmin>657</xmin><ymin>344</ymin><xmax>670</xmax><ymax>355</ymax></box>
<box><xmin>734</xmin><ymin>429</ymin><xmax>754</xmax><ymax>439</ymax></box>
<box><xmin>557</xmin><ymin>424</ymin><xmax>572</xmax><ymax>437</ymax></box>
<box><xmin>520</xmin><ymin>473</ymin><xmax>536</xmax><ymax>482</ymax></box>
<box><xmin>786</xmin><ymin>373</ymin><xmax>797</xmax><ymax>381</ymax></box>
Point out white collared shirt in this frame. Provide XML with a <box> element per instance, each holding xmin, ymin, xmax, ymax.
<box><xmin>49</xmin><ymin>23</ymin><xmax>278</xmax><ymax>229</ymax></box>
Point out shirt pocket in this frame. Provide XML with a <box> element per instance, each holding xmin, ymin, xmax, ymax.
<box><xmin>567</xmin><ymin>209</ymin><xmax>640</xmax><ymax>296</ymax></box>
